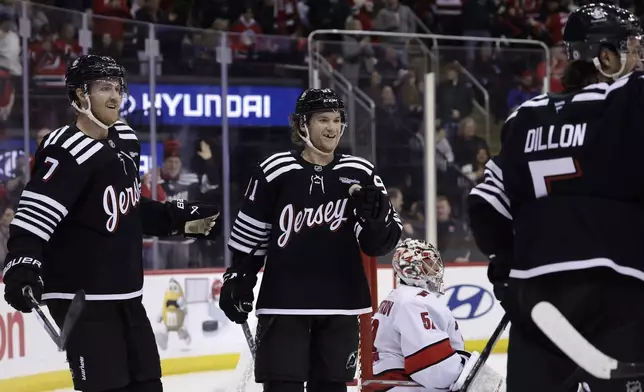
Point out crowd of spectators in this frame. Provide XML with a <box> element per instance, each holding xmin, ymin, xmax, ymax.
<box><xmin>0</xmin><ymin>0</ymin><xmax>642</xmax><ymax>267</ymax></box>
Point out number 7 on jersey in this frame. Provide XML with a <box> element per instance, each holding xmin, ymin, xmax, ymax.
<box><xmin>528</xmin><ymin>157</ymin><xmax>582</xmax><ymax>198</ymax></box>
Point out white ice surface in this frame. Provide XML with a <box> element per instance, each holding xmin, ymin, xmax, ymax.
<box><xmin>50</xmin><ymin>354</ymin><xmax>508</xmax><ymax>392</ymax></box>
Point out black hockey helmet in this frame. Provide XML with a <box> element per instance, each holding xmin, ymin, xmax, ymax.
<box><xmin>563</xmin><ymin>3</ymin><xmax>642</xmax><ymax>62</ymax></box>
<box><xmin>290</xmin><ymin>88</ymin><xmax>346</xmax><ymax>125</ymax></box>
<box><xmin>65</xmin><ymin>55</ymin><xmax>126</xmax><ymax>105</ymax></box>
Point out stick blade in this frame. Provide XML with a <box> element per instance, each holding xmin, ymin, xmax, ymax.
<box><xmin>60</xmin><ymin>290</ymin><xmax>86</xmax><ymax>350</ymax></box>
<box><xmin>531</xmin><ymin>301</ymin><xmax>617</xmax><ymax>379</ymax></box>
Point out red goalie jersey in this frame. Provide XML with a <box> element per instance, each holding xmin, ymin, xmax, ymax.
<box><xmin>372</xmin><ymin>284</ymin><xmax>466</xmax><ymax>391</ymax></box>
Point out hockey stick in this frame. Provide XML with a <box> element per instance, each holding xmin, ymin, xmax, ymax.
<box><xmin>459</xmin><ymin>313</ymin><xmax>510</xmax><ymax>391</ymax></box>
<box><xmin>532</xmin><ymin>301</ymin><xmax>644</xmax><ymax>380</ymax></box>
<box><xmin>23</xmin><ymin>286</ymin><xmax>86</xmax><ymax>351</ymax></box>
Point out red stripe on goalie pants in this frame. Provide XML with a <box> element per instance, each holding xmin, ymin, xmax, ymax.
<box><xmin>404</xmin><ymin>338</ymin><xmax>455</xmax><ymax>374</ymax></box>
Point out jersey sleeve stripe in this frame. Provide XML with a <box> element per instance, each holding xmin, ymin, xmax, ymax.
<box><xmin>231</xmin><ymin>226</ymin><xmax>269</xmax><ymax>243</ymax></box>
<box><xmin>238</xmin><ymin>211</ymin><xmax>272</xmax><ymax>230</ymax></box>
<box><xmin>114</xmin><ymin>123</ymin><xmax>133</xmax><ymax>132</ymax></box>
<box><xmin>44</xmin><ymin>126</ymin><xmax>69</xmax><ymax>147</ymax></box>
<box><xmin>228</xmin><ymin>237</ymin><xmax>268</xmax><ymax>256</ymax></box>
<box><xmin>332</xmin><ymin>162</ymin><xmax>373</xmax><ymax>176</ymax></box>
<box><xmin>485</xmin><ymin>159</ymin><xmax>503</xmax><ymax>181</ymax></box>
<box><xmin>10</xmin><ymin>218</ymin><xmax>51</xmax><ymax>241</ymax></box>
<box><xmin>229</xmin><ymin>231</ymin><xmax>262</xmax><ymax>247</ymax></box>
<box><xmin>21</xmin><ymin>190</ymin><xmax>68</xmax><ymax>217</ymax></box>
<box><xmin>12</xmin><ymin>211</ymin><xmax>55</xmax><ymax>234</ymax></box>
<box><xmin>469</xmin><ymin>187</ymin><xmax>512</xmax><ymax>220</ymax></box>
<box><xmin>234</xmin><ymin>219</ymin><xmax>271</xmax><ymax>237</ymax></box>
<box><xmin>76</xmin><ymin>143</ymin><xmax>103</xmax><ymax>164</ymax></box>
<box><xmin>60</xmin><ymin>132</ymin><xmax>84</xmax><ymax>149</ymax></box>
<box><xmin>354</xmin><ymin>222</ymin><xmax>363</xmax><ymax>238</ymax></box>
<box><xmin>118</xmin><ymin>133</ymin><xmax>138</xmax><ymax>140</ymax></box>
<box><xmin>265</xmin><ymin>164</ymin><xmax>303</xmax><ymax>183</ymax></box>
<box><xmin>260</xmin><ymin>152</ymin><xmax>292</xmax><ymax>167</ymax></box>
<box><xmin>404</xmin><ymin>338</ymin><xmax>456</xmax><ymax>375</ymax></box>
<box><xmin>484</xmin><ymin>169</ymin><xmax>504</xmax><ymax>190</ymax></box>
<box><xmin>477</xmin><ymin>182</ymin><xmax>511</xmax><ymax>207</ymax></box>
<box><xmin>340</xmin><ymin>155</ymin><xmax>375</xmax><ymax>168</ymax></box>
<box><xmin>263</xmin><ymin>156</ymin><xmax>296</xmax><ymax>173</ymax></box>
<box><xmin>17</xmin><ymin>200</ymin><xmax>63</xmax><ymax>223</ymax></box>
<box><xmin>17</xmin><ymin>207</ymin><xmax>58</xmax><ymax>228</ymax></box>
<box><xmin>69</xmin><ymin>138</ymin><xmax>94</xmax><ymax>156</ymax></box>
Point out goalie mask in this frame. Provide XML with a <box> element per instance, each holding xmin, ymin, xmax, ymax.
<box><xmin>563</xmin><ymin>3</ymin><xmax>643</xmax><ymax>79</ymax></box>
<box><xmin>392</xmin><ymin>238</ymin><xmax>445</xmax><ymax>295</ymax></box>
<box><xmin>65</xmin><ymin>55</ymin><xmax>127</xmax><ymax>130</ymax></box>
<box><xmin>290</xmin><ymin>88</ymin><xmax>347</xmax><ymax>155</ymax></box>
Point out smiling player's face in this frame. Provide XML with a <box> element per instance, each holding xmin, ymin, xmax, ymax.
<box><xmin>79</xmin><ymin>78</ymin><xmax>124</xmax><ymax>126</ymax></box>
<box><xmin>304</xmin><ymin>111</ymin><xmax>343</xmax><ymax>154</ymax></box>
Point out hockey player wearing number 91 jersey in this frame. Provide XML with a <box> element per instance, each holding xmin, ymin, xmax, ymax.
<box><xmin>372</xmin><ymin>239</ymin><xmax>504</xmax><ymax>392</ymax></box>
<box><xmin>219</xmin><ymin>88</ymin><xmax>402</xmax><ymax>392</ymax></box>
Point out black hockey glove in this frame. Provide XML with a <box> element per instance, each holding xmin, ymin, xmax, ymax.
<box><xmin>488</xmin><ymin>254</ymin><xmax>510</xmax><ymax>306</ymax></box>
<box><xmin>167</xmin><ymin>199</ymin><xmax>220</xmax><ymax>239</ymax></box>
<box><xmin>219</xmin><ymin>268</ymin><xmax>257</xmax><ymax>324</ymax></box>
<box><xmin>2</xmin><ymin>255</ymin><xmax>44</xmax><ymax>313</ymax></box>
<box><xmin>350</xmin><ymin>185</ymin><xmax>390</xmax><ymax>226</ymax></box>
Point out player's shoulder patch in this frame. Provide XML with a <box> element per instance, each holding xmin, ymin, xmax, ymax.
<box><xmin>258</xmin><ymin>150</ymin><xmax>303</xmax><ymax>183</ymax></box>
<box><xmin>111</xmin><ymin>121</ymin><xmax>138</xmax><ymax>141</ymax></box>
<box><xmin>41</xmin><ymin>125</ymin><xmax>105</xmax><ymax>165</ymax></box>
<box><xmin>333</xmin><ymin>154</ymin><xmax>374</xmax><ymax>176</ymax></box>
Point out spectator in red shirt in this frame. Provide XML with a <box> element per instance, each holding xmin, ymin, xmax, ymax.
<box><xmin>92</xmin><ymin>0</ymin><xmax>130</xmax><ymax>58</ymax></box>
<box><xmin>230</xmin><ymin>7</ymin><xmax>263</xmax><ymax>60</ymax></box>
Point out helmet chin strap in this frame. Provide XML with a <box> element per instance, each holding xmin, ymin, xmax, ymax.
<box><xmin>71</xmin><ymin>93</ymin><xmax>114</xmax><ymax>130</ymax></box>
<box><xmin>300</xmin><ymin>122</ymin><xmax>346</xmax><ymax>156</ymax></box>
<box><xmin>593</xmin><ymin>52</ymin><xmax>628</xmax><ymax>80</ymax></box>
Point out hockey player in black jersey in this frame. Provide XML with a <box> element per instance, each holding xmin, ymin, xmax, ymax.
<box><xmin>468</xmin><ymin>4</ymin><xmax>644</xmax><ymax>392</ymax></box>
<box><xmin>219</xmin><ymin>88</ymin><xmax>402</xmax><ymax>392</ymax></box>
<box><xmin>1</xmin><ymin>55</ymin><xmax>220</xmax><ymax>392</ymax></box>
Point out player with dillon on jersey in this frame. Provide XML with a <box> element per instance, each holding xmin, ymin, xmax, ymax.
<box><xmin>219</xmin><ymin>88</ymin><xmax>402</xmax><ymax>392</ymax></box>
<box><xmin>468</xmin><ymin>3</ymin><xmax>644</xmax><ymax>392</ymax></box>
<box><xmin>372</xmin><ymin>238</ymin><xmax>504</xmax><ymax>392</ymax></box>
<box><xmin>2</xmin><ymin>55</ymin><xmax>220</xmax><ymax>392</ymax></box>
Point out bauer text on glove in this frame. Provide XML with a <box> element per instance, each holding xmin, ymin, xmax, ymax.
<box><xmin>2</xmin><ymin>255</ymin><xmax>44</xmax><ymax>313</ymax></box>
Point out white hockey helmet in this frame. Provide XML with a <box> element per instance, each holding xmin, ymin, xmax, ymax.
<box><xmin>392</xmin><ymin>238</ymin><xmax>445</xmax><ymax>294</ymax></box>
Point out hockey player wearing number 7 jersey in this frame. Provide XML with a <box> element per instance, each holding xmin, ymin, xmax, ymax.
<box><xmin>372</xmin><ymin>239</ymin><xmax>504</xmax><ymax>392</ymax></box>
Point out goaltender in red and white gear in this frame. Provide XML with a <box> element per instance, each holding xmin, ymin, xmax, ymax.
<box><xmin>372</xmin><ymin>239</ymin><xmax>505</xmax><ymax>392</ymax></box>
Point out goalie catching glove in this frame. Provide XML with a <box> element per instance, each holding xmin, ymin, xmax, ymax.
<box><xmin>166</xmin><ymin>199</ymin><xmax>220</xmax><ymax>238</ymax></box>
<box><xmin>450</xmin><ymin>351</ymin><xmax>506</xmax><ymax>392</ymax></box>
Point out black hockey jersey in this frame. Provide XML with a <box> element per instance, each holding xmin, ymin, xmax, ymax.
<box><xmin>6</xmin><ymin>121</ymin><xmax>174</xmax><ymax>300</ymax></box>
<box><xmin>468</xmin><ymin>71</ymin><xmax>644</xmax><ymax>283</ymax></box>
<box><xmin>228</xmin><ymin>151</ymin><xmax>402</xmax><ymax>315</ymax></box>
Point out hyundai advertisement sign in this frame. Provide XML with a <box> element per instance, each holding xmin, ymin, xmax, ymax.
<box><xmin>122</xmin><ymin>84</ymin><xmax>303</xmax><ymax>127</ymax></box>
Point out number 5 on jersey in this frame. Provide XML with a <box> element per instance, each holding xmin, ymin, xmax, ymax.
<box><xmin>528</xmin><ymin>157</ymin><xmax>582</xmax><ymax>198</ymax></box>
